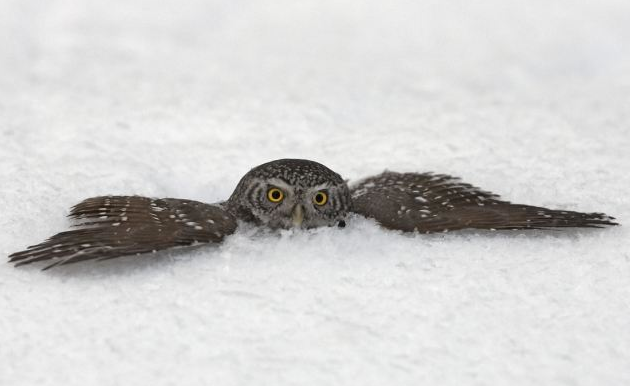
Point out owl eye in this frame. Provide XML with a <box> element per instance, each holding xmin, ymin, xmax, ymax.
<box><xmin>313</xmin><ymin>191</ymin><xmax>328</xmax><ymax>206</ymax></box>
<box><xmin>267</xmin><ymin>188</ymin><xmax>284</xmax><ymax>203</ymax></box>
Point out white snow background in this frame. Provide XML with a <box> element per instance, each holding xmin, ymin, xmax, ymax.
<box><xmin>1</xmin><ymin>0</ymin><xmax>629</xmax><ymax>385</ymax></box>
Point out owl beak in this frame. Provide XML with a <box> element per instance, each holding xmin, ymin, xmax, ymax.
<box><xmin>291</xmin><ymin>204</ymin><xmax>304</xmax><ymax>227</ymax></box>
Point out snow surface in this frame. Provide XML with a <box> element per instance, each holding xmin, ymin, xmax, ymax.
<box><xmin>1</xmin><ymin>0</ymin><xmax>630</xmax><ymax>385</ymax></box>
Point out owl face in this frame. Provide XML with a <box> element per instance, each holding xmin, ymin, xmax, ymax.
<box><xmin>226</xmin><ymin>159</ymin><xmax>351</xmax><ymax>229</ymax></box>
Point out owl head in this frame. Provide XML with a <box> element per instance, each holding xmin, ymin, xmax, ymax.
<box><xmin>226</xmin><ymin>159</ymin><xmax>351</xmax><ymax>229</ymax></box>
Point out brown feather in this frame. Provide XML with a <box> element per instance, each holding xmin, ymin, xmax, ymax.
<box><xmin>9</xmin><ymin>196</ymin><xmax>237</xmax><ymax>269</ymax></box>
<box><xmin>350</xmin><ymin>172</ymin><xmax>618</xmax><ymax>233</ymax></box>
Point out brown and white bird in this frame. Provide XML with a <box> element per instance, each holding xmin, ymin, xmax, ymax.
<box><xmin>9</xmin><ymin>159</ymin><xmax>618</xmax><ymax>269</ymax></box>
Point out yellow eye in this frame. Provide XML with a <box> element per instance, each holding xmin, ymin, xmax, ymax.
<box><xmin>313</xmin><ymin>191</ymin><xmax>328</xmax><ymax>206</ymax></box>
<box><xmin>267</xmin><ymin>188</ymin><xmax>284</xmax><ymax>203</ymax></box>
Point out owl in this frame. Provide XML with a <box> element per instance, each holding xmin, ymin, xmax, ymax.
<box><xmin>9</xmin><ymin>159</ymin><xmax>618</xmax><ymax>269</ymax></box>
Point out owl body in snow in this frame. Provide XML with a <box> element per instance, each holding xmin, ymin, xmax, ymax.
<box><xmin>10</xmin><ymin>159</ymin><xmax>617</xmax><ymax>269</ymax></box>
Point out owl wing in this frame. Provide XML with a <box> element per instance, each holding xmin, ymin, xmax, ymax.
<box><xmin>9</xmin><ymin>196</ymin><xmax>237</xmax><ymax>269</ymax></box>
<box><xmin>349</xmin><ymin>172</ymin><xmax>618</xmax><ymax>233</ymax></box>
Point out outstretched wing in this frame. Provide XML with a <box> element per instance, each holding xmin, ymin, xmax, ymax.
<box><xmin>350</xmin><ymin>172</ymin><xmax>618</xmax><ymax>233</ymax></box>
<box><xmin>9</xmin><ymin>196</ymin><xmax>237</xmax><ymax>269</ymax></box>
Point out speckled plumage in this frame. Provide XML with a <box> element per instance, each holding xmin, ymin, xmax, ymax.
<box><xmin>226</xmin><ymin>159</ymin><xmax>351</xmax><ymax>229</ymax></box>
<box><xmin>9</xmin><ymin>158</ymin><xmax>618</xmax><ymax>269</ymax></box>
<box><xmin>350</xmin><ymin>171</ymin><xmax>616</xmax><ymax>233</ymax></box>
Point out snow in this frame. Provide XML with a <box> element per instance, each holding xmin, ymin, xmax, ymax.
<box><xmin>1</xmin><ymin>0</ymin><xmax>629</xmax><ymax>385</ymax></box>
